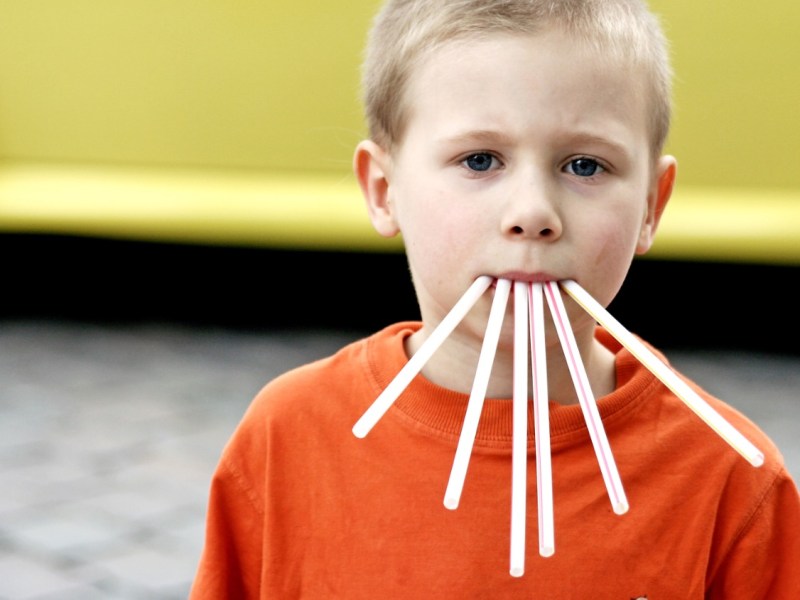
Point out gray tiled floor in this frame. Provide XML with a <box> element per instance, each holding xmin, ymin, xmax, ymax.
<box><xmin>0</xmin><ymin>320</ymin><xmax>798</xmax><ymax>599</ymax></box>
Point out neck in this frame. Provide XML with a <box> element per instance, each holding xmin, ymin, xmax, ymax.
<box><xmin>406</xmin><ymin>323</ymin><xmax>617</xmax><ymax>405</ymax></box>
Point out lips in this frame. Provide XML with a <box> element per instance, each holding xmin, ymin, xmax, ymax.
<box><xmin>490</xmin><ymin>272</ymin><xmax>560</xmax><ymax>285</ymax></box>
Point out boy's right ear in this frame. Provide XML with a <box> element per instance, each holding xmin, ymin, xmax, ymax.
<box><xmin>353</xmin><ymin>140</ymin><xmax>400</xmax><ymax>238</ymax></box>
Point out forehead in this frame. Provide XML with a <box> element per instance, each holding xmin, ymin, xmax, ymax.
<box><xmin>399</xmin><ymin>31</ymin><xmax>650</xmax><ymax>149</ymax></box>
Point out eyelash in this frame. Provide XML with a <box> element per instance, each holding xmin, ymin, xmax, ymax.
<box><xmin>562</xmin><ymin>156</ymin><xmax>608</xmax><ymax>179</ymax></box>
<box><xmin>460</xmin><ymin>152</ymin><xmax>503</xmax><ymax>174</ymax></box>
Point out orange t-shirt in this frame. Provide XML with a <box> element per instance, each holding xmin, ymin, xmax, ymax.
<box><xmin>190</xmin><ymin>322</ymin><xmax>800</xmax><ymax>598</ymax></box>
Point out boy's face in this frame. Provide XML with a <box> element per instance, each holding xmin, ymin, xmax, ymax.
<box><xmin>357</xmin><ymin>30</ymin><xmax>675</xmax><ymax>345</ymax></box>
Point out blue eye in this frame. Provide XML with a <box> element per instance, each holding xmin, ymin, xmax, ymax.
<box><xmin>565</xmin><ymin>157</ymin><xmax>604</xmax><ymax>177</ymax></box>
<box><xmin>463</xmin><ymin>153</ymin><xmax>497</xmax><ymax>172</ymax></box>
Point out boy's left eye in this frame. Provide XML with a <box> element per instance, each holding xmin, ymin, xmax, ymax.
<box><xmin>564</xmin><ymin>157</ymin><xmax>604</xmax><ymax>178</ymax></box>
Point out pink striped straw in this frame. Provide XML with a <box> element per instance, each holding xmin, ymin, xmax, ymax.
<box><xmin>559</xmin><ymin>279</ymin><xmax>764</xmax><ymax>467</ymax></box>
<box><xmin>544</xmin><ymin>281</ymin><xmax>629</xmax><ymax>515</ymax></box>
<box><xmin>529</xmin><ymin>282</ymin><xmax>555</xmax><ymax>557</ymax></box>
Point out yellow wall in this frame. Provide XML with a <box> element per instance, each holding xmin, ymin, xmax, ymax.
<box><xmin>0</xmin><ymin>1</ymin><xmax>376</xmax><ymax>173</ymax></box>
<box><xmin>0</xmin><ymin>1</ymin><xmax>798</xmax><ymax>261</ymax></box>
<box><xmin>654</xmin><ymin>0</ymin><xmax>800</xmax><ymax>190</ymax></box>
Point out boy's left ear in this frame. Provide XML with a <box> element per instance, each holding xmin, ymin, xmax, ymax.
<box><xmin>636</xmin><ymin>155</ymin><xmax>677</xmax><ymax>254</ymax></box>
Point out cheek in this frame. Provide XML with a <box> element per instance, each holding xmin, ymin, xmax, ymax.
<box><xmin>585</xmin><ymin>197</ymin><xmax>647</xmax><ymax>261</ymax></box>
<box><xmin>404</xmin><ymin>212</ymin><xmax>475</xmax><ymax>278</ymax></box>
<box><xmin>398</xmin><ymin>187</ymin><xmax>477</xmax><ymax>257</ymax></box>
<box><xmin>583</xmin><ymin>213</ymin><xmax>643</xmax><ymax>299</ymax></box>
<box><xmin>591</xmin><ymin>228</ymin><xmax>636</xmax><ymax>266</ymax></box>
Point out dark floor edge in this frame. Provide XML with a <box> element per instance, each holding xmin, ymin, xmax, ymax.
<box><xmin>2</xmin><ymin>233</ymin><xmax>796</xmax><ymax>355</ymax></box>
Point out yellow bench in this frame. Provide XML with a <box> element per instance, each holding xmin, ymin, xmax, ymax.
<box><xmin>0</xmin><ymin>161</ymin><xmax>798</xmax><ymax>265</ymax></box>
<box><xmin>1</xmin><ymin>1</ymin><xmax>798</xmax><ymax>265</ymax></box>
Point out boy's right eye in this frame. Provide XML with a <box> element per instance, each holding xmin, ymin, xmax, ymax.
<box><xmin>462</xmin><ymin>153</ymin><xmax>499</xmax><ymax>173</ymax></box>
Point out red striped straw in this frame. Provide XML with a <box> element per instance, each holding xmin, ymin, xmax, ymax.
<box><xmin>559</xmin><ymin>279</ymin><xmax>764</xmax><ymax>467</ymax></box>
<box><xmin>544</xmin><ymin>281</ymin><xmax>629</xmax><ymax>515</ymax></box>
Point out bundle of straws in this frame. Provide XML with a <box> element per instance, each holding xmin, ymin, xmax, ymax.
<box><xmin>352</xmin><ymin>277</ymin><xmax>764</xmax><ymax>577</ymax></box>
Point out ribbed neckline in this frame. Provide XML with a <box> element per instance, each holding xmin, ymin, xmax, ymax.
<box><xmin>365</xmin><ymin>322</ymin><xmax>661</xmax><ymax>450</ymax></box>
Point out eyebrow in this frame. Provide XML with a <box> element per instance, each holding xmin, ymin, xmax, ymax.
<box><xmin>436</xmin><ymin>129</ymin><xmax>516</xmax><ymax>147</ymax></box>
<box><xmin>437</xmin><ymin>128</ymin><xmax>632</xmax><ymax>159</ymax></box>
<box><xmin>562</xmin><ymin>132</ymin><xmax>631</xmax><ymax>158</ymax></box>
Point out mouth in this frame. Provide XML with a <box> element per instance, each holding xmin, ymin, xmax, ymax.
<box><xmin>489</xmin><ymin>272</ymin><xmax>561</xmax><ymax>287</ymax></box>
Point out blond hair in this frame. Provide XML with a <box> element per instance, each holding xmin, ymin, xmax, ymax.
<box><xmin>361</xmin><ymin>0</ymin><xmax>672</xmax><ymax>157</ymax></box>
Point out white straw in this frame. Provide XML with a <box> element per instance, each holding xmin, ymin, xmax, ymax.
<box><xmin>559</xmin><ymin>279</ymin><xmax>765</xmax><ymax>467</ymax></box>
<box><xmin>352</xmin><ymin>275</ymin><xmax>764</xmax><ymax>578</ymax></box>
<box><xmin>444</xmin><ymin>278</ymin><xmax>511</xmax><ymax>510</ymax></box>
<box><xmin>509</xmin><ymin>281</ymin><xmax>529</xmax><ymax>577</ymax></box>
<box><xmin>544</xmin><ymin>281</ymin><xmax>629</xmax><ymax>515</ymax></box>
<box><xmin>352</xmin><ymin>275</ymin><xmax>493</xmax><ymax>439</ymax></box>
<box><xmin>529</xmin><ymin>282</ymin><xmax>555</xmax><ymax>557</ymax></box>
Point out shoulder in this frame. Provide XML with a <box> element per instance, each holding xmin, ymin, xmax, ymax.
<box><xmin>601</xmin><ymin>326</ymin><xmax>792</xmax><ymax>501</ymax></box>
<box><xmin>209</xmin><ymin>321</ymin><xmax>421</xmax><ymax>503</ymax></box>
<box><xmin>605</xmin><ymin>333</ymin><xmax>800</xmax><ymax>574</ymax></box>
<box><xmin>236</xmin><ymin>321</ymin><xmax>421</xmax><ymax>430</ymax></box>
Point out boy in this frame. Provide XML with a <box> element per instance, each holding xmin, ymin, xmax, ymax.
<box><xmin>191</xmin><ymin>0</ymin><xmax>800</xmax><ymax>597</ymax></box>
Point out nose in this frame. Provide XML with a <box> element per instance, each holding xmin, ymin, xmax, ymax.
<box><xmin>500</xmin><ymin>180</ymin><xmax>562</xmax><ymax>241</ymax></box>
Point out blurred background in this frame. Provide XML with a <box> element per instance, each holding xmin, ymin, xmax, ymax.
<box><xmin>0</xmin><ymin>0</ymin><xmax>797</xmax><ymax>347</ymax></box>
<box><xmin>0</xmin><ymin>1</ymin><xmax>798</xmax><ymax>598</ymax></box>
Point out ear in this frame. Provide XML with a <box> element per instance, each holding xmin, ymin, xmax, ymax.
<box><xmin>636</xmin><ymin>155</ymin><xmax>677</xmax><ymax>254</ymax></box>
<box><xmin>353</xmin><ymin>140</ymin><xmax>400</xmax><ymax>238</ymax></box>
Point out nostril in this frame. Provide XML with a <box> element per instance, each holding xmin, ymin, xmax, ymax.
<box><xmin>508</xmin><ymin>226</ymin><xmax>555</xmax><ymax>237</ymax></box>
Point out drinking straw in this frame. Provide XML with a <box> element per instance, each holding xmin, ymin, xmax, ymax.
<box><xmin>558</xmin><ymin>279</ymin><xmax>765</xmax><ymax>467</ymax></box>
<box><xmin>509</xmin><ymin>281</ymin><xmax>529</xmax><ymax>577</ymax></box>
<box><xmin>529</xmin><ymin>282</ymin><xmax>555</xmax><ymax>557</ymax></box>
<box><xmin>352</xmin><ymin>275</ymin><xmax>493</xmax><ymax>439</ymax></box>
<box><xmin>444</xmin><ymin>278</ymin><xmax>511</xmax><ymax>510</ymax></box>
<box><xmin>544</xmin><ymin>281</ymin><xmax>629</xmax><ymax>515</ymax></box>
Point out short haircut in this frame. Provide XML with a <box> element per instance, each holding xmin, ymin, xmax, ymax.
<box><xmin>360</xmin><ymin>0</ymin><xmax>672</xmax><ymax>158</ymax></box>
